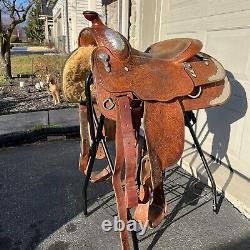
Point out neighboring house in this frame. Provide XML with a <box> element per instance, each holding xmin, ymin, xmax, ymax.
<box><xmin>47</xmin><ymin>0</ymin><xmax>102</xmax><ymax>52</ymax></box>
<box><xmin>39</xmin><ymin>0</ymin><xmax>53</xmax><ymax>43</ymax></box>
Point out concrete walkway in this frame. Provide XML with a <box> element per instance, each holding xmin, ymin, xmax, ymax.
<box><xmin>0</xmin><ymin>108</ymin><xmax>79</xmax><ymax>135</ymax></box>
<box><xmin>0</xmin><ymin>140</ymin><xmax>249</xmax><ymax>250</ymax></box>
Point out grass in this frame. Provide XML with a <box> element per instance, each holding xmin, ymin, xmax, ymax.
<box><xmin>11</xmin><ymin>54</ymin><xmax>37</xmax><ymax>75</ymax></box>
<box><xmin>10</xmin><ymin>54</ymin><xmax>67</xmax><ymax>75</ymax></box>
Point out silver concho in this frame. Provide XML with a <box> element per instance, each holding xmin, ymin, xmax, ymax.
<box><xmin>184</xmin><ymin>62</ymin><xmax>197</xmax><ymax>78</ymax></box>
<box><xmin>98</xmin><ymin>51</ymin><xmax>111</xmax><ymax>72</ymax></box>
<box><xmin>98</xmin><ymin>51</ymin><xmax>110</xmax><ymax>62</ymax></box>
<box><xmin>105</xmin><ymin>29</ymin><xmax>126</xmax><ymax>51</ymax></box>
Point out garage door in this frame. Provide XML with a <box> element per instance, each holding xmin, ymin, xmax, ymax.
<box><xmin>164</xmin><ymin>0</ymin><xmax>250</xmax><ymax>180</ymax></box>
<box><xmin>139</xmin><ymin>0</ymin><xmax>250</xmax><ymax>180</ymax></box>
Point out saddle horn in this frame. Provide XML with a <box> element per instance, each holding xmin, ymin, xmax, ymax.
<box><xmin>81</xmin><ymin>11</ymin><xmax>130</xmax><ymax>60</ymax></box>
<box><xmin>83</xmin><ymin>10</ymin><xmax>104</xmax><ymax>27</ymax></box>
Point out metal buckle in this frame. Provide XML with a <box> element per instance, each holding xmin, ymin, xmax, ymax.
<box><xmin>188</xmin><ymin>86</ymin><xmax>202</xmax><ymax>99</ymax></box>
<box><xmin>103</xmin><ymin>98</ymin><xmax>115</xmax><ymax>110</ymax></box>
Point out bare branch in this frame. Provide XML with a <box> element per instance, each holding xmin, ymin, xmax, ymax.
<box><xmin>1</xmin><ymin>0</ymin><xmax>34</xmax><ymax>37</ymax></box>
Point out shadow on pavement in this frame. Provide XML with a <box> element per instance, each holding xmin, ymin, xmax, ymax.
<box><xmin>0</xmin><ymin>140</ymin><xmax>113</xmax><ymax>250</ymax></box>
<box><xmin>0</xmin><ymin>140</ymin><xmax>249</xmax><ymax>250</ymax></box>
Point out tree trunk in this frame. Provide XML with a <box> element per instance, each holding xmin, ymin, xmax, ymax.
<box><xmin>0</xmin><ymin>38</ymin><xmax>12</xmax><ymax>79</ymax></box>
<box><xmin>4</xmin><ymin>44</ymin><xmax>12</xmax><ymax>78</ymax></box>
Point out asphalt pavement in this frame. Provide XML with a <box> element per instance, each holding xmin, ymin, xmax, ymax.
<box><xmin>0</xmin><ymin>140</ymin><xmax>250</xmax><ymax>250</ymax></box>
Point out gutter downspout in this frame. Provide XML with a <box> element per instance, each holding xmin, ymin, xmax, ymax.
<box><xmin>118</xmin><ymin>0</ymin><xmax>130</xmax><ymax>39</ymax></box>
<box><xmin>118</xmin><ymin>0</ymin><xmax>122</xmax><ymax>34</ymax></box>
<box><xmin>65</xmin><ymin>0</ymin><xmax>70</xmax><ymax>53</ymax></box>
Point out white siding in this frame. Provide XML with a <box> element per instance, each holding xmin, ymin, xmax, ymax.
<box><xmin>76</xmin><ymin>0</ymin><xmax>89</xmax><ymax>39</ymax></box>
<box><xmin>138</xmin><ymin>0</ymin><xmax>250</xmax><ymax>180</ymax></box>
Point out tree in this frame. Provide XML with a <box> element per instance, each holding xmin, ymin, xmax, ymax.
<box><xmin>25</xmin><ymin>1</ymin><xmax>45</xmax><ymax>43</ymax></box>
<box><xmin>0</xmin><ymin>0</ymin><xmax>33</xmax><ymax>78</ymax></box>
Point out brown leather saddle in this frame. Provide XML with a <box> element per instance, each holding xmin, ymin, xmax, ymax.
<box><xmin>76</xmin><ymin>11</ymin><xmax>231</xmax><ymax>250</ymax></box>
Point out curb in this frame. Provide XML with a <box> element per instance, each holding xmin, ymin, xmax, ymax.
<box><xmin>0</xmin><ymin>126</ymin><xmax>80</xmax><ymax>148</ymax></box>
<box><xmin>0</xmin><ymin>106</ymin><xmax>78</xmax><ymax>116</ymax></box>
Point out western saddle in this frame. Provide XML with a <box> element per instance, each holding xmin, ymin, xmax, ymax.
<box><xmin>63</xmin><ymin>11</ymin><xmax>231</xmax><ymax>250</ymax></box>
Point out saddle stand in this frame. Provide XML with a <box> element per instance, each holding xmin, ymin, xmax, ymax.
<box><xmin>82</xmin><ymin>72</ymin><xmax>220</xmax><ymax>250</ymax></box>
<box><xmin>65</xmin><ymin>11</ymin><xmax>231</xmax><ymax>250</ymax></box>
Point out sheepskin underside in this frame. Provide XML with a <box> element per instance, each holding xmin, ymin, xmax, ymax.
<box><xmin>63</xmin><ymin>45</ymin><xmax>96</xmax><ymax>103</ymax></box>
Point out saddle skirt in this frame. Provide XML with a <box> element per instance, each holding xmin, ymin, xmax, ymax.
<box><xmin>63</xmin><ymin>10</ymin><xmax>231</xmax><ymax>250</ymax></box>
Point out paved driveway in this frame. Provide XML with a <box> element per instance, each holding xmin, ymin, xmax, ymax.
<box><xmin>0</xmin><ymin>140</ymin><xmax>249</xmax><ymax>250</ymax></box>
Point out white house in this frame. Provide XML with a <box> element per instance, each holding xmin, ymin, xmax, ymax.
<box><xmin>46</xmin><ymin>0</ymin><xmax>102</xmax><ymax>52</ymax></box>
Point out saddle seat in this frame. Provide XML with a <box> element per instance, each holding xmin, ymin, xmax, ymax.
<box><xmin>134</xmin><ymin>38</ymin><xmax>203</xmax><ymax>63</ymax></box>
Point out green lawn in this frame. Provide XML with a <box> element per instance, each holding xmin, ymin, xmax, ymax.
<box><xmin>11</xmin><ymin>54</ymin><xmax>38</xmax><ymax>75</ymax></box>
<box><xmin>11</xmin><ymin>54</ymin><xmax>67</xmax><ymax>75</ymax></box>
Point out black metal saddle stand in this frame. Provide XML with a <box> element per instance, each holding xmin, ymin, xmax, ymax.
<box><xmin>82</xmin><ymin>72</ymin><xmax>219</xmax><ymax>250</ymax></box>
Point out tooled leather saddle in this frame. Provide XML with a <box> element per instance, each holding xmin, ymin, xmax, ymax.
<box><xmin>74</xmin><ymin>11</ymin><xmax>231</xmax><ymax>250</ymax></box>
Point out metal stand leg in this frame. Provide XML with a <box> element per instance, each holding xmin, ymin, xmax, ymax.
<box><xmin>82</xmin><ymin>72</ymin><xmax>115</xmax><ymax>215</ymax></box>
<box><xmin>92</xmin><ymin>107</ymin><xmax>115</xmax><ymax>174</ymax></box>
<box><xmin>83</xmin><ymin>110</ymin><xmax>115</xmax><ymax>216</ymax></box>
<box><xmin>184</xmin><ymin>112</ymin><xmax>218</xmax><ymax>213</ymax></box>
<box><xmin>82</xmin><ymin>72</ymin><xmax>105</xmax><ymax>216</ymax></box>
<box><xmin>82</xmin><ymin>114</ymin><xmax>105</xmax><ymax>215</ymax></box>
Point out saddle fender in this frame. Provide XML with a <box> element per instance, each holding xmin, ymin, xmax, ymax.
<box><xmin>134</xmin><ymin>99</ymin><xmax>185</xmax><ymax>228</ymax></box>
